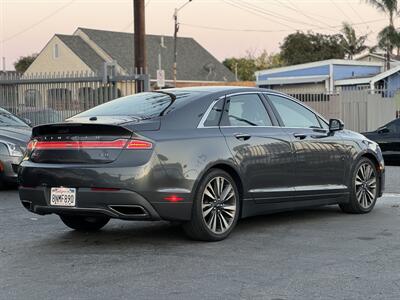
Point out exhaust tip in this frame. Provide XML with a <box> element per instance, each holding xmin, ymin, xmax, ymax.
<box><xmin>109</xmin><ymin>205</ymin><xmax>148</xmax><ymax>217</ymax></box>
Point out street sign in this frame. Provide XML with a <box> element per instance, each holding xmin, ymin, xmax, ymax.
<box><xmin>157</xmin><ymin>69</ymin><xmax>165</xmax><ymax>88</ymax></box>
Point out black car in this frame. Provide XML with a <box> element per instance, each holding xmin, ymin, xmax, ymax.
<box><xmin>0</xmin><ymin>108</ymin><xmax>31</xmax><ymax>188</ymax></box>
<box><xmin>362</xmin><ymin>118</ymin><xmax>400</xmax><ymax>162</ymax></box>
<box><xmin>18</xmin><ymin>87</ymin><xmax>385</xmax><ymax>241</ymax></box>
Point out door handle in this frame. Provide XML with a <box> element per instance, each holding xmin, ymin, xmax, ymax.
<box><xmin>234</xmin><ymin>133</ymin><xmax>251</xmax><ymax>141</ymax></box>
<box><xmin>293</xmin><ymin>133</ymin><xmax>307</xmax><ymax>140</ymax></box>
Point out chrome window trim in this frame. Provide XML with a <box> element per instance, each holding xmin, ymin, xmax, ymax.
<box><xmin>197</xmin><ymin>97</ymin><xmax>224</xmax><ymax>129</ymax></box>
<box><xmin>197</xmin><ymin>91</ymin><xmax>331</xmax><ymax>131</ymax></box>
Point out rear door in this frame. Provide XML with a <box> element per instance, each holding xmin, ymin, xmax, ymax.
<box><xmin>219</xmin><ymin>92</ymin><xmax>296</xmax><ymax>202</ymax></box>
<box><xmin>265</xmin><ymin>93</ymin><xmax>348</xmax><ymax>196</ymax></box>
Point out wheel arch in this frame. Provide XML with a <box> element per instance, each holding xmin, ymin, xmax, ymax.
<box><xmin>354</xmin><ymin>151</ymin><xmax>383</xmax><ymax>196</ymax></box>
<box><xmin>192</xmin><ymin>161</ymin><xmax>245</xmax><ymax>216</ymax></box>
<box><xmin>361</xmin><ymin>152</ymin><xmax>380</xmax><ymax>169</ymax></box>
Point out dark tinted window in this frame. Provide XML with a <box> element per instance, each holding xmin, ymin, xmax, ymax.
<box><xmin>224</xmin><ymin>94</ymin><xmax>272</xmax><ymax>127</ymax></box>
<box><xmin>268</xmin><ymin>95</ymin><xmax>320</xmax><ymax>128</ymax></box>
<box><xmin>76</xmin><ymin>92</ymin><xmax>189</xmax><ymax>118</ymax></box>
<box><xmin>0</xmin><ymin>108</ymin><xmax>28</xmax><ymax>127</ymax></box>
<box><xmin>203</xmin><ymin>99</ymin><xmax>224</xmax><ymax>127</ymax></box>
<box><xmin>386</xmin><ymin>119</ymin><xmax>400</xmax><ymax>133</ymax></box>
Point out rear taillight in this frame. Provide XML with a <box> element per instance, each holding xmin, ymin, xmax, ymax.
<box><xmin>27</xmin><ymin>139</ymin><xmax>153</xmax><ymax>150</ymax></box>
<box><xmin>126</xmin><ymin>140</ymin><xmax>153</xmax><ymax>150</ymax></box>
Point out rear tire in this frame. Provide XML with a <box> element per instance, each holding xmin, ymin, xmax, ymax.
<box><xmin>339</xmin><ymin>158</ymin><xmax>379</xmax><ymax>214</ymax></box>
<box><xmin>59</xmin><ymin>215</ymin><xmax>110</xmax><ymax>231</ymax></box>
<box><xmin>183</xmin><ymin>169</ymin><xmax>240</xmax><ymax>241</ymax></box>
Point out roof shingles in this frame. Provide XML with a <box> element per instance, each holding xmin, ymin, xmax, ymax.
<box><xmin>56</xmin><ymin>35</ymin><xmax>105</xmax><ymax>75</ymax></box>
<box><xmin>77</xmin><ymin>28</ymin><xmax>235</xmax><ymax>82</ymax></box>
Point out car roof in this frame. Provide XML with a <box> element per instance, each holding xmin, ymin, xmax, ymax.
<box><xmin>161</xmin><ymin>86</ymin><xmax>275</xmax><ymax>95</ymax></box>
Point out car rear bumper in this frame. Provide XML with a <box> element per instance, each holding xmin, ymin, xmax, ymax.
<box><xmin>19</xmin><ymin>187</ymin><xmax>193</xmax><ymax>221</ymax></box>
<box><xmin>0</xmin><ymin>154</ymin><xmax>22</xmax><ymax>184</ymax></box>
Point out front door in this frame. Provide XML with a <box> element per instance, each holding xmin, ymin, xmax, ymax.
<box><xmin>219</xmin><ymin>93</ymin><xmax>296</xmax><ymax>203</ymax></box>
<box><xmin>266</xmin><ymin>93</ymin><xmax>347</xmax><ymax>196</ymax></box>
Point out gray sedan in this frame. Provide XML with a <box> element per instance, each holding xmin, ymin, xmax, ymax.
<box><xmin>0</xmin><ymin>108</ymin><xmax>31</xmax><ymax>188</ymax></box>
<box><xmin>18</xmin><ymin>87</ymin><xmax>385</xmax><ymax>241</ymax></box>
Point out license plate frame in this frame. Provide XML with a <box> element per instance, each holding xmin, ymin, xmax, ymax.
<box><xmin>50</xmin><ymin>187</ymin><xmax>76</xmax><ymax>207</ymax></box>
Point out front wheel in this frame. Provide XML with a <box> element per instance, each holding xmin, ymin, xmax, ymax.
<box><xmin>59</xmin><ymin>215</ymin><xmax>110</xmax><ymax>231</ymax></box>
<box><xmin>340</xmin><ymin>158</ymin><xmax>379</xmax><ymax>214</ymax></box>
<box><xmin>183</xmin><ymin>169</ymin><xmax>240</xmax><ymax>241</ymax></box>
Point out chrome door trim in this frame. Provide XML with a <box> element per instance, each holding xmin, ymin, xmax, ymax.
<box><xmin>249</xmin><ymin>184</ymin><xmax>348</xmax><ymax>193</ymax></box>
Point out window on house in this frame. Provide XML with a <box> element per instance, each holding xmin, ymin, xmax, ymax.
<box><xmin>53</xmin><ymin>44</ymin><xmax>60</xmax><ymax>59</ymax></box>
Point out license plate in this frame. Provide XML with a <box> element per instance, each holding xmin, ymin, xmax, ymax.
<box><xmin>50</xmin><ymin>187</ymin><xmax>76</xmax><ymax>207</ymax></box>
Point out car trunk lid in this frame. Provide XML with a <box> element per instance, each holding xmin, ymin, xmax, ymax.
<box><xmin>29</xmin><ymin>123</ymin><xmax>152</xmax><ymax>164</ymax></box>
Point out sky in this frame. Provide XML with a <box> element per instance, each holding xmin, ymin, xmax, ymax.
<box><xmin>0</xmin><ymin>0</ymin><xmax>392</xmax><ymax>70</ymax></box>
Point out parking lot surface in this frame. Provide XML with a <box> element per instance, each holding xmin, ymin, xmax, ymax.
<box><xmin>1</xmin><ymin>167</ymin><xmax>400</xmax><ymax>300</ymax></box>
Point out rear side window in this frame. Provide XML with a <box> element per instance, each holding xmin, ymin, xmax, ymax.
<box><xmin>203</xmin><ymin>99</ymin><xmax>224</xmax><ymax>127</ymax></box>
<box><xmin>76</xmin><ymin>92</ymin><xmax>189</xmax><ymax>118</ymax></box>
<box><xmin>386</xmin><ymin>119</ymin><xmax>400</xmax><ymax>134</ymax></box>
<box><xmin>268</xmin><ymin>95</ymin><xmax>321</xmax><ymax>128</ymax></box>
<box><xmin>223</xmin><ymin>94</ymin><xmax>272</xmax><ymax>127</ymax></box>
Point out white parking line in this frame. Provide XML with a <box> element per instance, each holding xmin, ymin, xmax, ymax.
<box><xmin>383</xmin><ymin>193</ymin><xmax>400</xmax><ymax>198</ymax></box>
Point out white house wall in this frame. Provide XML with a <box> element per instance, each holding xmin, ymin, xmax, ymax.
<box><xmin>24</xmin><ymin>36</ymin><xmax>92</xmax><ymax>75</ymax></box>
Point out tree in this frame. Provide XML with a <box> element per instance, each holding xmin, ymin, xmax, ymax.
<box><xmin>223</xmin><ymin>50</ymin><xmax>283</xmax><ymax>81</ymax></box>
<box><xmin>13</xmin><ymin>54</ymin><xmax>38</xmax><ymax>73</ymax></box>
<box><xmin>365</xmin><ymin>0</ymin><xmax>398</xmax><ymax>69</ymax></box>
<box><xmin>223</xmin><ymin>57</ymin><xmax>257</xmax><ymax>81</ymax></box>
<box><xmin>377</xmin><ymin>25</ymin><xmax>400</xmax><ymax>56</ymax></box>
<box><xmin>280</xmin><ymin>32</ymin><xmax>345</xmax><ymax>66</ymax></box>
<box><xmin>254</xmin><ymin>50</ymin><xmax>284</xmax><ymax>70</ymax></box>
<box><xmin>340</xmin><ymin>22</ymin><xmax>369</xmax><ymax>59</ymax></box>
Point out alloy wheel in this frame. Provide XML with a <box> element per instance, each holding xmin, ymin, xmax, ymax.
<box><xmin>201</xmin><ymin>176</ymin><xmax>237</xmax><ymax>234</ymax></box>
<box><xmin>355</xmin><ymin>162</ymin><xmax>377</xmax><ymax>209</ymax></box>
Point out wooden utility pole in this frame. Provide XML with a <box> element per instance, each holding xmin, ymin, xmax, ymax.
<box><xmin>134</xmin><ymin>0</ymin><xmax>146</xmax><ymax>92</ymax></box>
<box><xmin>173</xmin><ymin>0</ymin><xmax>193</xmax><ymax>87</ymax></box>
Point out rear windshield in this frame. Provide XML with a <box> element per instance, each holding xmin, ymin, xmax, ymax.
<box><xmin>76</xmin><ymin>92</ymin><xmax>188</xmax><ymax>118</ymax></box>
<box><xmin>0</xmin><ymin>108</ymin><xmax>29</xmax><ymax>127</ymax></box>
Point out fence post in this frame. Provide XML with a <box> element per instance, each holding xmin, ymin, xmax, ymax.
<box><xmin>143</xmin><ymin>74</ymin><xmax>150</xmax><ymax>92</ymax></box>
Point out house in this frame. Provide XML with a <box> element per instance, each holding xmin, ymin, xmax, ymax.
<box><xmin>25</xmin><ymin>27</ymin><xmax>235</xmax><ymax>86</ymax></box>
<box><xmin>355</xmin><ymin>52</ymin><xmax>400</xmax><ymax>69</ymax></box>
<box><xmin>255</xmin><ymin>59</ymin><xmax>389</xmax><ymax>93</ymax></box>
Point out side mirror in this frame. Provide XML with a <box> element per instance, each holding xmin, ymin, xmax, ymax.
<box><xmin>378</xmin><ymin>127</ymin><xmax>389</xmax><ymax>134</ymax></box>
<box><xmin>329</xmin><ymin>119</ymin><xmax>344</xmax><ymax>132</ymax></box>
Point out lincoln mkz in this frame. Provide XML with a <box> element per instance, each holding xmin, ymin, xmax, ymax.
<box><xmin>18</xmin><ymin>87</ymin><xmax>385</xmax><ymax>241</ymax></box>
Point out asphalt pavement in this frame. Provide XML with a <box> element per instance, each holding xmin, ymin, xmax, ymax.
<box><xmin>1</xmin><ymin>167</ymin><xmax>400</xmax><ymax>300</ymax></box>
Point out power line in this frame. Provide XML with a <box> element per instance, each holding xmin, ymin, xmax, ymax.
<box><xmin>227</xmin><ymin>0</ymin><xmax>328</xmax><ymax>30</ymax></box>
<box><xmin>222</xmin><ymin>0</ymin><xmax>297</xmax><ymax>30</ymax></box>
<box><xmin>180</xmin><ymin>23</ymin><xmax>288</xmax><ymax>33</ymax></box>
<box><xmin>286</xmin><ymin>0</ymin><xmax>340</xmax><ymax>22</ymax></box>
<box><xmin>329</xmin><ymin>0</ymin><xmax>353</xmax><ymax>22</ymax></box>
<box><xmin>274</xmin><ymin>0</ymin><xmax>337</xmax><ymax>31</ymax></box>
<box><xmin>0</xmin><ymin>0</ymin><xmax>76</xmax><ymax>44</ymax></box>
<box><xmin>180</xmin><ymin>18</ymin><xmax>387</xmax><ymax>34</ymax></box>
